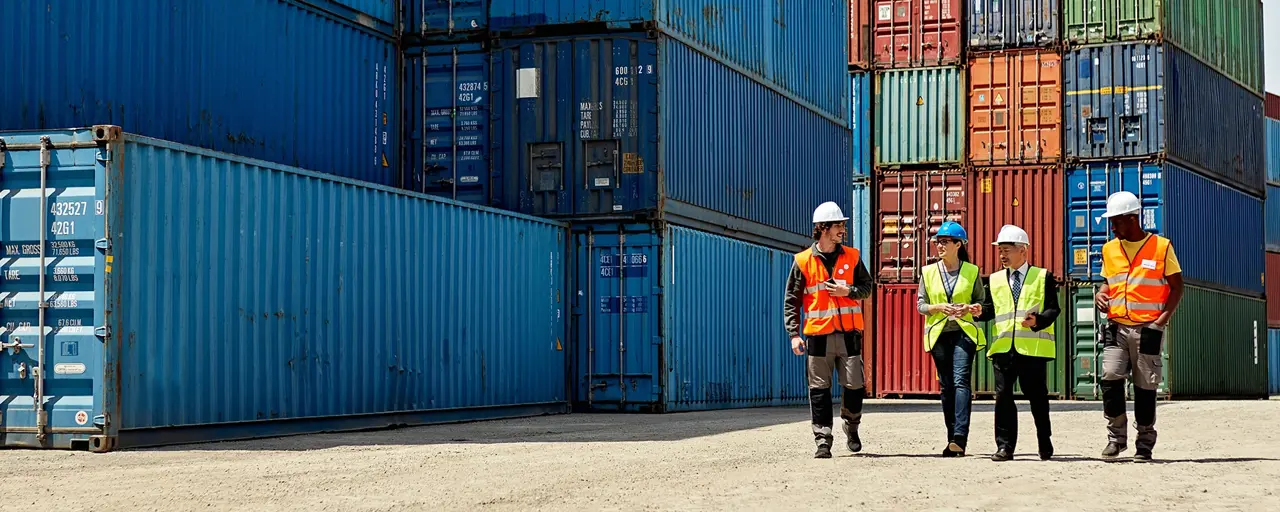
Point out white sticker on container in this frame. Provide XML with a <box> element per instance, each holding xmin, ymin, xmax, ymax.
<box><xmin>54</xmin><ymin>363</ymin><xmax>86</xmax><ymax>375</ymax></box>
<box><xmin>75</xmin><ymin>411</ymin><xmax>88</xmax><ymax>425</ymax></box>
<box><xmin>878</xmin><ymin>5</ymin><xmax>892</xmax><ymax>20</ymax></box>
<box><xmin>460</xmin><ymin>175</ymin><xmax>479</xmax><ymax>184</ymax></box>
<box><xmin>516</xmin><ymin>68</ymin><xmax>540</xmax><ymax>99</ymax></box>
<box><xmin>594</xmin><ymin>178</ymin><xmax>612</xmax><ymax>187</ymax></box>
<box><xmin>613</xmin><ymin>204</ymin><xmax>623</xmax><ymax>211</ymax></box>
<box><xmin>1076</xmin><ymin>308</ymin><xmax>1094</xmax><ymax>323</ymax></box>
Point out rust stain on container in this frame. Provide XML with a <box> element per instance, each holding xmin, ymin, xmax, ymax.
<box><xmin>968</xmin><ymin>49</ymin><xmax>1062</xmax><ymax>166</ymax></box>
<box><xmin>964</xmin><ymin>165</ymin><xmax>1065</xmax><ymax>276</ymax></box>
<box><xmin>873</xmin><ymin>0</ymin><xmax>963</xmax><ymax>68</ymax></box>
<box><xmin>876</xmin><ymin>170</ymin><xmax>968</xmax><ymax>283</ymax></box>
<box><xmin>874</xmin><ymin>284</ymin><xmax>940</xmax><ymax>397</ymax></box>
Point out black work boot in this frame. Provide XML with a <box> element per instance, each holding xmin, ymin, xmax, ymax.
<box><xmin>1133</xmin><ymin>449</ymin><xmax>1153</xmax><ymax>463</ymax></box>
<box><xmin>1101</xmin><ymin>442</ymin><xmax>1127</xmax><ymax>458</ymax></box>
<box><xmin>843</xmin><ymin>422</ymin><xmax>862</xmax><ymax>453</ymax></box>
<box><xmin>948</xmin><ymin>435</ymin><xmax>967</xmax><ymax>457</ymax></box>
<box><xmin>1038</xmin><ymin>436</ymin><xmax>1054</xmax><ymax>461</ymax></box>
<box><xmin>814</xmin><ymin>436</ymin><xmax>833</xmax><ymax>459</ymax></box>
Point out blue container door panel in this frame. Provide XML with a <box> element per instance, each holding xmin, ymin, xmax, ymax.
<box><xmin>0</xmin><ymin>130</ymin><xmax>109</xmax><ymax>448</ymax></box>
<box><xmin>851</xmin><ymin>179</ymin><xmax>873</xmax><ymax>269</ymax></box>
<box><xmin>1064</xmin><ymin>44</ymin><xmax>1164</xmax><ymax>161</ymax></box>
<box><xmin>1267</xmin><ymin>185</ymin><xmax>1280</xmax><ymax>252</ymax></box>
<box><xmin>411</xmin><ymin>0</ymin><xmax>487</xmax><ymax>35</ymax></box>
<box><xmin>404</xmin><ymin>45</ymin><xmax>493</xmax><ymax>206</ymax></box>
<box><xmin>575</xmin><ymin>229</ymin><xmax>663</xmax><ymax>409</ymax></box>
<box><xmin>1066</xmin><ymin>162</ymin><xmax>1165</xmax><ymax>279</ymax></box>
<box><xmin>851</xmin><ymin>72</ymin><xmax>873</xmax><ymax>176</ymax></box>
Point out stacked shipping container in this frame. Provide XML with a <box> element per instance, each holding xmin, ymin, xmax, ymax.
<box><xmin>1268</xmin><ymin>93</ymin><xmax>1280</xmax><ymax>396</ymax></box>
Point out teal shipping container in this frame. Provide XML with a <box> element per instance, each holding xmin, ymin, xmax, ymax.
<box><xmin>875</xmin><ymin>67</ymin><xmax>966</xmax><ymax>167</ymax></box>
<box><xmin>1269</xmin><ymin>329</ymin><xmax>1280</xmax><ymax>395</ymax></box>
<box><xmin>851</xmin><ymin>72</ymin><xmax>873</xmax><ymax>176</ymax></box>
<box><xmin>0</xmin><ymin>127</ymin><xmax>569</xmax><ymax>451</ymax></box>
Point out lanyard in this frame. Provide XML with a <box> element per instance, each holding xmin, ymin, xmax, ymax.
<box><xmin>939</xmin><ymin>261</ymin><xmax>959</xmax><ymax>302</ymax></box>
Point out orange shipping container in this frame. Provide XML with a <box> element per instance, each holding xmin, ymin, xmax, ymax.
<box><xmin>849</xmin><ymin>0</ymin><xmax>871</xmax><ymax>69</ymax></box>
<box><xmin>968</xmin><ymin>50</ymin><xmax>1063</xmax><ymax>166</ymax></box>
<box><xmin>964</xmin><ymin>165</ymin><xmax>1066</xmax><ymax>276</ymax></box>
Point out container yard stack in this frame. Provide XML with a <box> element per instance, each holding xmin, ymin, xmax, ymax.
<box><xmin>417</xmin><ymin>1</ymin><xmax>860</xmax><ymax>412</ymax></box>
<box><xmin>1268</xmin><ymin>93</ymin><xmax>1280</xmax><ymax>396</ymax></box>
<box><xmin>1062</xmin><ymin>1</ymin><xmax>1269</xmax><ymax>399</ymax></box>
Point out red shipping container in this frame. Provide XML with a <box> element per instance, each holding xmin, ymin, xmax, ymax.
<box><xmin>861</xmin><ymin>297</ymin><xmax>876</xmax><ymax>396</ymax></box>
<box><xmin>872</xmin><ymin>0</ymin><xmax>963</xmax><ymax>69</ymax></box>
<box><xmin>876</xmin><ymin>170</ymin><xmax>968</xmax><ymax>283</ymax></box>
<box><xmin>964</xmin><ymin>165</ymin><xmax>1065</xmax><ymax>276</ymax></box>
<box><xmin>969</xmin><ymin>50</ymin><xmax>1063</xmax><ymax>166</ymax></box>
<box><xmin>874</xmin><ymin>284</ymin><xmax>941</xmax><ymax>397</ymax></box>
<box><xmin>1266</xmin><ymin>93</ymin><xmax>1280</xmax><ymax>120</ymax></box>
<box><xmin>849</xmin><ymin>0</ymin><xmax>871</xmax><ymax>69</ymax></box>
<box><xmin>1268</xmin><ymin>252</ymin><xmax>1280</xmax><ymax>327</ymax></box>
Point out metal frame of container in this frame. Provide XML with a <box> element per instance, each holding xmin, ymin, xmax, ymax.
<box><xmin>0</xmin><ymin>127</ymin><xmax>571</xmax><ymax>451</ymax></box>
<box><xmin>872</xmin><ymin>0</ymin><xmax>965</xmax><ymax>69</ymax></box>
<box><xmin>1</xmin><ymin>0</ymin><xmax>400</xmax><ymax>186</ymax></box>
<box><xmin>1267</xmin><ymin>119</ymin><xmax>1280</xmax><ymax>186</ymax></box>
<box><xmin>965</xmin><ymin>165</ymin><xmax>1066</xmax><ymax>276</ymax></box>
<box><xmin>968</xmin><ymin>49</ymin><xmax>1063</xmax><ymax>166</ymax></box>
<box><xmin>875</xmin><ymin>66</ymin><xmax>967</xmax><ymax>168</ymax></box>
<box><xmin>968</xmin><ymin>0</ymin><xmax>1060</xmax><ymax>50</ymax></box>
<box><xmin>875</xmin><ymin>170</ymin><xmax>968</xmax><ymax>283</ymax></box>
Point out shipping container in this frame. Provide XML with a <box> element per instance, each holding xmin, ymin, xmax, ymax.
<box><xmin>968</xmin><ymin>0</ymin><xmax>1060</xmax><ymax>50</ymax></box>
<box><xmin>876</xmin><ymin>67</ymin><xmax>966</xmax><ymax>167</ymax></box>
<box><xmin>1063</xmin><ymin>0</ymin><xmax>1263</xmax><ymax>95</ymax></box>
<box><xmin>1069</xmin><ymin>283</ymin><xmax>1168</xmax><ymax>399</ymax></box>
<box><xmin>402</xmin><ymin>43</ymin><xmax>493</xmax><ymax>206</ymax></box>
<box><xmin>1066</xmin><ymin>161</ymin><xmax>1265</xmax><ymax>296</ymax></box>
<box><xmin>486</xmin><ymin>0</ymin><xmax>849</xmax><ymax>123</ymax></box>
<box><xmin>490</xmin><ymin>33</ymin><xmax>850</xmax><ymax>248</ymax></box>
<box><xmin>876</xmin><ymin>171</ymin><xmax>968</xmax><ymax>283</ymax></box>
<box><xmin>572</xmin><ymin>223</ymin><xmax>871</xmax><ymax>412</ymax></box>
<box><xmin>851</xmin><ymin>72</ymin><xmax>874</xmax><ymax>177</ymax></box>
<box><xmin>874</xmin><ymin>285</ymin><xmax>941</xmax><ymax>397</ymax></box>
<box><xmin>0</xmin><ymin>127</ymin><xmax>570</xmax><ymax>451</ymax></box>
<box><xmin>1063</xmin><ymin>43</ymin><xmax>1266</xmax><ymax>198</ymax></box>
<box><xmin>327</xmin><ymin>0</ymin><xmax>397</xmax><ymax>24</ymax></box>
<box><xmin>851</xmin><ymin>178</ymin><xmax>874</xmax><ymax>271</ymax></box>
<box><xmin>1268</xmin><ymin>119</ymin><xmax>1280</xmax><ymax>185</ymax></box>
<box><xmin>872</xmin><ymin>0</ymin><xmax>964</xmax><ymax>68</ymax></box>
<box><xmin>0</xmin><ymin>0</ymin><xmax>400</xmax><ymax>186</ymax></box>
<box><xmin>1268</xmin><ymin>93</ymin><xmax>1280</xmax><ymax>120</ymax></box>
<box><xmin>1268</xmin><ymin>253</ymin><xmax>1280</xmax><ymax>328</ymax></box>
<box><xmin>1069</xmin><ymin>282</ymin><xmax>1267</xmax><ymax>399</ymax></box>
<box><xmin>968</xmin><ymin>50</ymin><xmax>1063</xmax><ymax>166</ymax></box>
<box><xmin>408</xmin><ymin>0</ymin><xmax>486</xmax><ymax>37</ymax></box>
<box><xmin>965</xmin><ymin>166</ymin><xmax>1065</xmax><ymax>276</ymax></box>
<box><xmin>850</xmin><ymin>0</ymin><xmax>873</xmax><ymax>70</ymax></box>
<box><xmin>1270</xmin><ymin>329</ymin><xmax>1280</xmax><ymax>395</ymax></box>
<box><xmin>1268</xmin><ymin>184</ymin><xmax>1280</xmax><ymax>252</ymax></box>
<box><xmin>972</xmin><ymin>288</ymin><xmax>1070</xmax><ymax>398</ymax></box>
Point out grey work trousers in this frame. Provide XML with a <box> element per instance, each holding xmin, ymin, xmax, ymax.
<box><xmin>1100</xmin><ymin>322</ymin><xmax>1164</xmax><ymax>451</ymax></box>
<box><xmin>806</xmin><ymin>333</ymin><xmax>865</xmax><ymax>441</ymax></box>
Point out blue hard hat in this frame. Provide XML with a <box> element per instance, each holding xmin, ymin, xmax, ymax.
<box><xmin>934</xmin><ymin>221</ymin><xmax>968</xmax><ymax>241</ymax></box>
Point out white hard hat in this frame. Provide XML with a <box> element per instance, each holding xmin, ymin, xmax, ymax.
<box><xmin>812</xmin><ymin>201</ymin><xmax>848</xmax><ymax>223</ymax></box>
<box><xmin>1101</xmin><ymin>191</ymin><xmax>1142</xmax><ymax>218</ymax></box>
<box><xmin>992</xmin><ymin>224</ymin><xmax>1030</xmax><ymax>246</ymax></box>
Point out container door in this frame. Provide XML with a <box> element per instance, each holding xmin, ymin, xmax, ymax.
<box><xmin>413</xmin><ymin>0</ymin><xmax>487</xmax><ymax>36</ymax></box>
<box><xmin>1071</xmin><ymin>283</ymin><xmax>1102</xmax><ymax>399</ymax></box>
<box><xmin>580</xmin><ymin>140</ymin><xmax>620</xmax><ymax>215</ymax></box>
<box><xmin>1065</xmin><ymin>161</ymin><xmax>1163</xmax><ymax>280</ymax></box>
<box><xmin>0</xmin><ymin>128</ymin><xmax>111</xmax><ymax>450</ymax></box>
<box><xmin>405</xmin><ymin>44</ymin><xmax>492</xmax><ymax>206</ymax></box>
<box><xmin>573</xmin><ymin>228</ymin><xmax>662</xmax><ymax>411</ymax></box>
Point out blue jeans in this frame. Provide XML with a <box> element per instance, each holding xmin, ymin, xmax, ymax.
<box><xmin>930</xmin><ymin>331</ymin><xmax>976</xmax><ymax>441</ymax></box>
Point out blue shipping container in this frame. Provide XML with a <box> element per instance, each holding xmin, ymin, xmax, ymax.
<box><xmin>574</xmin><ymin>223</ymin><xmax>833</xmax><ymax>412</ymax></box>
<box><xmin>491</xmin><ymin>33</ymin><xmax>852</xmax><ymax>247</ymax></box>
<box><xmin>969</xmin><ymin>0</ymin><xmax>1060</xmax><ymax>50</ymax></box>
<box><xmin>1268</xmin><ymin>119</ymin><xmax>1280</xmax><ymax>185</ymax></box>
<box><xmin>1268</xmin><ymin>184</ymin><xmax>1280</xmax><ymax>252</ymax></box>
<box><xmin>1064</xmin><ymin>43</ymin><xmax>1265</xmax><ymax>197</ymax></box>
<box><xmin>323</xmin><ymin>0</ymin><xmax>397</xmax><ymax>24</ymax></box>
<box><xmin>407</xmin><ymin>0</ymin><xmax>486</xmax><ymax>36</ymax></box>
<box><xmin>850</xmin><ymin>72</ymin><xmax>873</xmax><ymax>176</ymax></box>
<box><xmin>402</xmin><ymin>44</ymin><xmax>494</xmax><ymax>206</ymax></box>
<box><xmin>0</xmin><ymin>0</ymin><xmax>399</xmax><ymax>187</ymax></box>
<box><xmin>1270</xmin><ymin>329</ymin><xmax>1280</xmax><ymax>395</ymax></box>
<box><xmin>0</xmin><ymin>127</ymin><xmax>568</xmax><ymax>451</ymax></box>
<box><xmin>486</xmin><ymin>0</ymin><xmax>849</xmax><ymax>123</ymax></box>
<box><xmin>1066</xmin><ymin>160</ymin><xmax>1265</xmax><ymax>296</ymax></box>
<box><xmin>851</xmin><ymin>179</ymin><xmax>873</xmax><ymax>270</ymax></box>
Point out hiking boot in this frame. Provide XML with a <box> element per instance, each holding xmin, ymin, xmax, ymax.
<box><xmin>814</xmin><ymin>444</ymin><xmax>832</xmax><ymax>459</ymax></box>
<box><xmin>1133</xmin><ymin>449</ymin><xmax>1153</xmax><ymax>463</ymax></box>
<box><xmin>1101</xmin><ymin>442</ymin><xmax>1127</xmax><ymax>458</ymax></box>
<box><xmin>843</xmin><ymin>422</ymin><xmax>862</xmax><ymax>453</ymax></box>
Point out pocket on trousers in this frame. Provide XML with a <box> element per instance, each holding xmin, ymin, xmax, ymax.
<box><xmin>844</xmin><ymin>331</ymin><xmax>863</xmax><ymax>357</ymax></box>
<box><xmin>807</xmin><ymin>337</ymin><xmax>829</xmax><ymax>358</ymax></box>
<box><xmin>1139</xmin><ymin>326</ymin><xmax>1164</xmax><ymax>356</ymax></box>
<box><xmin>1102</xmin><ymin>323</ymin><xmax>1120</xmax><ymax>347</ymax></box>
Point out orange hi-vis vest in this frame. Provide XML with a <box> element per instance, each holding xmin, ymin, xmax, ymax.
<box><xmin>795</xmin><ymin>246</ymin><xmax>865</xmax><ymax>336</ymax></box>
<box><xmin>1103</xmin><ymin>235</ymin><xmax>1171</xmax><ymax>324</ymax></box>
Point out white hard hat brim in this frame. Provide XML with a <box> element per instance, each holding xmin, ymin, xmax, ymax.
<box><xmin>1100</xmin><ymin>207</ymin><xmax>1141</xmax><ymax>219</ymax></box>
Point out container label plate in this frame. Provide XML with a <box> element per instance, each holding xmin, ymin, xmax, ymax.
<box><xmin>54</xmin><ymin>363</ymin><xmax>86</xmax><ymax>375</ymax></box>
<box><xmin>599</xmin><ymin>296</ymin><xmax>647</xmax><ymax>314</ymax></box>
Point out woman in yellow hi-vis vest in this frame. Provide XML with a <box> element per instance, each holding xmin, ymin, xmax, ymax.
<box><xmin>917</xmin><ymin>221</ymin><xmax>987</xmax><ymax>457</ymax></box>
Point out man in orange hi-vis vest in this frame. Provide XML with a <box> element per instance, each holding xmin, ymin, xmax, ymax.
<box><xmin>1094</xmin><ymin>191</ymin><xmax>1184</xmax><ymax>463</ymax></box>
<box><xmin>784</xmin><ymin>202</ymin><xmax>874</xmax><ymax>459</ymax></box>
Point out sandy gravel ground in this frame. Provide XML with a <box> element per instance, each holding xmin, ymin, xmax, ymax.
<box><xmin>1</xmin><ymin>399</ymin><xmax>1278</xmax><ymax>511</ymax></box>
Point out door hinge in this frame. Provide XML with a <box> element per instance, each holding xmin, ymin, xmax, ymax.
<box><xmin>95</xmin><ymin>238</ymin><xmax>112</xmax><ymax>251</ymax></box>
<box><xmin>94</xmin><ymin>326</ymin><xmax>111</xmax><ymax>339</ymax></box>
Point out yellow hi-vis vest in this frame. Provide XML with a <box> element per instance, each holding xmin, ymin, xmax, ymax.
<box><xmin>922</xmin><ymin>262</ymin><xmax>987</xmax><ymax>352</ymax></box>
<box><xmin>987</xmin><ymin>266</ymin><xmax>1055</xmax><ymax>359</ymax></box>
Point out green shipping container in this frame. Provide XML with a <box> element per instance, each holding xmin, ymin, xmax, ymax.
<box><xmin>1063</xmin><ymin>0</ymin><xmax>1263</xmax><ymax>95</ymax></box>
<box><xmin>1070</xmin><ymin>283</ymin><xmax>1267</xmax><ymax>399</ymax></box>
<box><xmin>973</xmin><ymin>288</ymin><xmax>1070</xmax><ymax>398</ymax></box>
<box><xmin>874</xmin><ymin>66</ymin><xmax>965</xmax><ymax>167</ymax></box>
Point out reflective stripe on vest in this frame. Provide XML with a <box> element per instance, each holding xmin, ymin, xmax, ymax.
<box><xmin>988</xmin><ymin>266</ymin><xmax>1056</xmax><ymax>359</ymax></box>
<box><xmin>921</xmin><ymin>261</ymin><xmax>987</xmax><ymax>352</ymax></box>
<box><xmin>795</xmin><ymin>246</ymin><xmax>865</xmax><ymax>336</ymax></box>
<box><xmin>1103</xmin><ymin>235</ymin><xmax>1171</xmax><ymax>324</ymax></box>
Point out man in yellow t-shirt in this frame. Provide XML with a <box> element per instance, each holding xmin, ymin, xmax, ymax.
<box><xmin>1094</xmin><ymin>191</ymin><xmax>1184</xmax><ymax>463</ymax></box>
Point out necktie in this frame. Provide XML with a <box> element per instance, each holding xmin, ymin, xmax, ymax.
<box><xmin>1011</xmin><ymin>270</ymin><xmax>1023</xmax><ymax>304</ymax></box>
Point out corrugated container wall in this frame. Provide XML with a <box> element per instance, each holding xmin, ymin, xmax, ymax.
<box><xmin>968</xmin><ymin>50</ymin><xmax>1063</xmax><ymax>166</ymax></box>
<box><xmin>874</xmin><ymin>285</ymin><xmax>940</xmax><ymax>397</ymax></box>
<box><xmin>969</xmin><ymin>0</ymin><xmax>1060</xmax><ymax>50</ymax></box>
<box><xmin>851</xmin><ymin>179</ymin><xmax>874</xmax><ymax>270</ymax></box>
<box><xmin>487</xmin><ymin>0</ymin><xmax>849</xmax><ymax>123</ymax></box>
<box><xmin>876</xmin><ymin>67</ymin><xmax>966</xmax><ymax>167</ymax></box>
<box><xmin>965</xmin><ymin>166</ymin><xmax>1065</xmax><ymax>276</ymax></box>
<box><xmin>876</xmin><ymin>171</ymin><xmax>968</xmax><ymax>283</ymax></box>
<box><xmin>850</xmin><ymin>0</ymin><xmax>872</xmax><ymax>69</ymax></box>
<box><xmin>573</xmin><ymin>223</ymin><xmax>854</xmax><ymax>412</ymax></box>
<box><xmin>1267</xmin><ymin>184</ymin><xmax>1280</xmax><ymax>252</ymax></box>
<box><xmin>490</xmin><ymin>34</ymin><xmax>852</xmax><ymax>242</ymax></box>
<box><xmin>407</xmin><ymin>0</ymin><xmax>486</xmax><ymax>36</ymax></box>
<box><xmin>1267</xmin><ymin>119</ymin><xmax>1280</xmax><ymax>185</ymax></box>
<box><xmin>327</xmin><ymin>0</ymin><xmax>396</xmax><ymax>23</ymax></box>
<box><xmin>1063</xmin><ymin>43</ymin><xmax>1265</xmax><ymax>198</ymax></box>
<box><xmin>872</xmin><ymin>0</ymin><xmax>964</xmax><ymax>68</ymax></box>
<box><xmin>1268</xmin><ymin>253</ymin><xmax>1280</xmax><ymax>327</ymax></box>
<box><xmin>1268</xmin><ymin>93</ymin><xmax>1280</xmax><ymax>119</ymax></box>
<box><xmin>1066</xmin><ymin>161</ymin><xmax>1265</xmax><ymax>296</ymax></box>
<box><xmin>0</xmin><ymin>128</ymin><xmax>569</xmax><ymax>451</ymax></box>
<box><xmin>851</xmin><ymin>72</ymin><xmax>873</xmax><ymax>176</ymax></box>
<box><xmin>1163</xmin><ymin>286</ymin><xmax>1268</xmax><ymax>398</ymax></box>
<box><xmin>0</xmin><ymin>0</ymin><xmax>400</xmax><ymax>186</ymax></box>
<box><xmin>401</xmin><ymin>44</ymin><xmax>494</xmax><ymax>206</ymax></box>
<box><xmin>1062</xmin><ymin>0</ymin><xmax>1263</xmax><ymax>95</ymax></box>
<box><xmin>1270</xmin><ymin>330</ymin><xmax>1280</xmax><ymax>395</ymax></box>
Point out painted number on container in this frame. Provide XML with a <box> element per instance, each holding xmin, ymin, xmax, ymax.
<box><xmin>457</xmin><ymin>81</ymin><xmax>488</xmax><ymax>104</ymax></box>
<box><xmin>599</xmin><ymin>296</ymin><xmax>647</xmax><ymax>314</ymax></box>
<box><xmin>50</xmin><ymin>201</ymin><xmax>88</xmax><ymax>217</ymax></box>
<box><xmin>53</xmin><ymin>266</ymin><xmax>79</xmax><ymax>282</ymax></box>
<box><xmin>50</xmin><ymin>241</ymin><xmax>79</xmax><ymax>257</ymax></box>
<box><xmin>48</xmin><ymin>294</ymin><xmax>79</xmax><ymax>309</ymax></box>
<box><xmin>51</xmin><ymin>222</ymin><xmax>75</xmax><ymax>236</ymax></box>
<box><xmin>598</xmin><ymin>253</ymin><xmax>649</xmax><ymax>278</ymax></box>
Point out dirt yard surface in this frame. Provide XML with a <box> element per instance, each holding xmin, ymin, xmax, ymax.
<box><xmin>1</xmin><ymin>400</ymin><xmax>1278</xmax><ymax>511</ymax></box>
